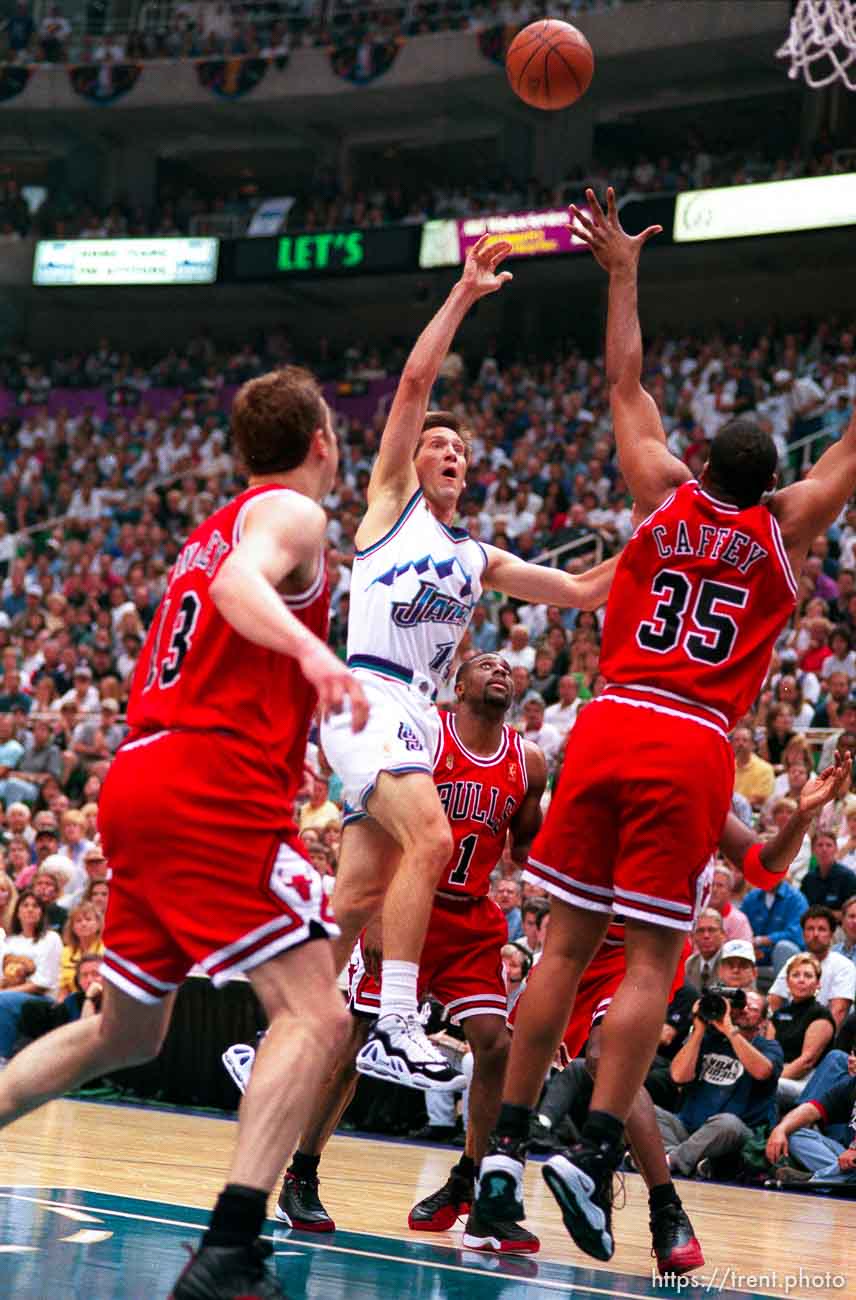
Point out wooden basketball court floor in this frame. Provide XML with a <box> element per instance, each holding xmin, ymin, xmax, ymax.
<box><xmin>1</xmin><ymin>1100</ymin><xmax>853</xmax><ymax>1299</ymax></box>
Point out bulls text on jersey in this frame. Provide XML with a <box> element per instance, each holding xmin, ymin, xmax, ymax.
<box><xmin>436</xmin><ymin>778</ymin><xmax>517</xmax><ymax>836</ymax></box>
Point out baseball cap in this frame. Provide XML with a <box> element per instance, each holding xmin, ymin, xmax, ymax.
<box><xmin>35</xmin><ymin>826</ymin><xmax>59</xmax><ymax>840</ymax></box>
<box><xmin>74</xmin><ymin>665</ymin><xmax>93</xmax><ymax>678</ymax></box>
<box><xmin>720</xmin><ymin>939</ymin><xmax>756</xmax><ymax>964</ymax></box>
<box><xmin>84</xmin><ymin>847</ymin><xmax>107</xmax><ymax>863</ymax></box>
<box><xmin>773</xmin><ymin>369</ymin><xmax>792</xmax><ymax>385</ymax></box>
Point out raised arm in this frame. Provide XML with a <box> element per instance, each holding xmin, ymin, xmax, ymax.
<box><xmin>570</xmin><ymin>188</ymin><xmax>690</xmax><ymax>518</ymax></box>
<box><xmin>481</xmin><ymin>546</ymin><xmax>619</xmax><ymax>611</ymax></box>
<box><xmin>719</xmin><ymin>749</ymin><xmax>851</xmax><ymax>884</ymax></box>
<box><xmin>771</xmin><ymin>404</ymin><xmax>856</xmax><ymax>573</ymax></box>
<box><xmin>210</xmin><ymin>493</ymin><xmax>368</xmax><ymax>730</ymax></box>
<box><xmin>367</xmin><ymin>236</ymin><xmax>512</xmax><ymax>507</ymax></box>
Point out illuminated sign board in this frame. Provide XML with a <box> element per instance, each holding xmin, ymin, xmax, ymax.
<box><xmin>674</xmin><ymin>174</ymin><xmax>856</xmax><ymax>243</ymax></box>
<box><xmin>419</xmin><ymin>209</ymin><xmax>590</xmax><ymax>268</ymax></box>
<box><xmin>33</xmin><ymin>238</ymin><xmax>219</xmax><ymax>285</ymax></box>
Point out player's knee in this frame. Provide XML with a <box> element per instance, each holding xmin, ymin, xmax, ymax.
<box><xmin>411</xmin><ymin>817</ymin><xmax>454</xmax><ymax>874</ymax></box>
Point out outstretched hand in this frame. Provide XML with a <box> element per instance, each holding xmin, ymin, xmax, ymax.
<box><xmin>799</xmin><ymin>747</ymin><xmax>852</xmax><ymax>815</ymax></box>
<box><xmin>569</xmin><ymin>187</ymin><xmax>662</xmax><ymax>274</ymax></box>
<box><xmin>459</xmin><ymin>234</ymin><xmax>514</xmax><ymax>300</ymax></box>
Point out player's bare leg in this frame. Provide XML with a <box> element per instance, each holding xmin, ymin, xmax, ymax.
<box><xmin>336</xmin><ymin>772</ymin><xmax>464</xmax><ymax>1091</ymax></box>
<box><xmin>585</xmin><ymin>1029</ymin><xmax>703</xmax><ymax>1275</ymax></box>
<box><xmin>275</xmin><ymin>1015</ymin><xmax>370</xmax><ymax>1232</ymax></box>
<box><xmin>227</xmin><ymin>941</ymin><xmax>349</xmax><ymax>1191</ymax></box>
<box><xmin>460</xmin><ymin>1015</ymin><xmax>509</xmax><ymax>1164</ymax></box>
<box><xmin>0</xmin><ymin>984</ymin><xmax>174</xmax><ymax>1126</ymax></box>
<box><xmin>537</xmin><ymin>918</ymin><xmax>687</xmax><ymax>1263</ymax></box>
<box><xmin>330</xmin><ymin>819</ymin><xmax>399</xmax><ymax>974</ymax></box>
<box><xmin>475</xmin><ymin>899</ymin><xmax>608</xmax><ymax>1225</ymax></box>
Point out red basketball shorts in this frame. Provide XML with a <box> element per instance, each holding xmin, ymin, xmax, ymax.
<box><xmin>349</xmin><ymin>893</ymin><xmax>507</xmax><ymax>1023</ymax></box>
<box><xmin>98</xmin><ymin>730</ymin><xmax>338</xmax><ymax>1003</ymax></box>
<box><xmin>525</xmin><ymin>698</ymin><xmax>734</xmax><ymax>931</ymax></box>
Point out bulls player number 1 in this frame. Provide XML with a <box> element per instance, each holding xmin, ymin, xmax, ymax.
<box><xmin>637</xmin><ymin>572</ymin><xmax>748</xmax><ymax>664</ymax></box>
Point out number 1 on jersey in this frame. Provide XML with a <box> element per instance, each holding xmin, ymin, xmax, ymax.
<box><xmin>448</xmin><ymin>832</ymin><xmax>478</xmax><ymax>886</ymax></box>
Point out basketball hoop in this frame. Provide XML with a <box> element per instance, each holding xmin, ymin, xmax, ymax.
<box><xmin>777</xmin><ymin>0</ymin><xmax>856</xmax><ymax>90</ymax></box>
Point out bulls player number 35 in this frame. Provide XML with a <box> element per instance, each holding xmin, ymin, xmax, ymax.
<box><xmin>637</xmin><ymin>571</ymin><xmax>749</xmax><ymax>665</ymax></box>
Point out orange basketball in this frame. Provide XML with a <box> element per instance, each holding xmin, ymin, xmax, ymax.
<box><xmin>506</xmin><ymin>19</ymin><xmax>594</xmax><ymax>111</ymax></box>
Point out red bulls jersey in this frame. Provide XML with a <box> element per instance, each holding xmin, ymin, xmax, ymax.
<box><xmin>127</xmin><ymin>484</ymin><xmax>329</xmax><ymax>805</ymax></box>
<box><xmin>600</xmin><ymin>480</ymin><xmax>797</xmax><ymax>732</ymax></box>
<box><xmin>433</xmin><ymin>711</ymin><xmax>529</xmax><ymax>898</ymax></box>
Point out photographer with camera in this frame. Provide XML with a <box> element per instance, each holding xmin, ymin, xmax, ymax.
<box><xmin>654</xmin><ymin>989</ymin><xmax>783</xmax><ymax>1177</ymax></box>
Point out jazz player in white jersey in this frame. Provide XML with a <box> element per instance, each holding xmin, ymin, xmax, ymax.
<box><xmin>322</xmin><ymin>236</ymin><xmax>618</xmax><ymax>1089</ymax></box>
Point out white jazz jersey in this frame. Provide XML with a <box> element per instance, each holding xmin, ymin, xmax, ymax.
<box><xmin>347</xmin><ymin>488</ymin><xmax>488</xmax><ymax>694</ymax></box>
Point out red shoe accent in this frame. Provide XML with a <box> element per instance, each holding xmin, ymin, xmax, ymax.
<box><xmin>656</xmin><ymin>1236</ymin><xmax>705</xmax><ymax>1275</ymax></box>
<box><xmin>408</xmin><ymin>1201</ymin><xmax>470</xmax><ymax>1232</ymax></box>
<box><xmin>290</xmin><ymin>1214</ymin><xmax>335</xmax><ymax>1233</ymax></box>
<box><xmin>464</xmin><ymin>1232</ymin><xmax>540</xmax><ymax>1255</ymax></box>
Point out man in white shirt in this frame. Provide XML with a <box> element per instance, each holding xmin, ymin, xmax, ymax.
<box><xmin>544</xmin><ymin>674</ymin><xmax>582</xmax><ymax>741</ymax></box>
<box><xmin>768</xmin><ymin>905</ymin><xmax>856</xmax><ymax>1029</ymax></box>
<box><xmin>520</xmin><ymin>694</ymin><xmax>562</xmax><ymax>774</ymax></box>
<box><xmin>504</xmin><ymin>625</ymin><xmax>536</xmax><ymax>673</ymax></box>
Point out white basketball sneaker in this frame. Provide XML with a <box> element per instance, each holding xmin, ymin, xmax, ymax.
<box><xmin>221</xmin><ymin>1043</ymin><xmax>256</xmax><ymax>1095</ymax></box>
<box><xmin>355</xmin><ymin>1013</ymin><xmax>467</xmax><ymax>1091</ymax></box>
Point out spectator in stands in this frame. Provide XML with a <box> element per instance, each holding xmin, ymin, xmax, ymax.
<box><xmin>30</xmin><ymin>868</ymin><xmax>67</xmax><ymax>931</ymax></box>
<box><xmin>657</xmin><ymin>990</ymin><xmax>782</xmax><ymax>1178</ymax></box>
<box><xmin>544</xmin><ymin>674</ymin><xmax>582</xmax><ymax>741</ymax></box>
<box><xmin>760</xmin><ymin>704</ymin><xmax>797</xmax><ymax>768</ymax></box>
<box><xmin>493</xmin><ymin>878</ymin><xmax>523</xmax><ymax>942</ymax></box>
<box><xmin>834</xmin><ymin>896</ymin><xmax>856</xmax><ymax>965</ymax></box>
<box><xmin>710</xmin><ymin>863</ymin><xmax>754</xmax><ymax>943</ymax></box>
<box><xmin>16</xmin><ymin>718</ymin><xmax>62</xmax><ymax>798</ymax></box>
<box><xmin>0</xmin><ymin>889</ymin><xmax>61</xmax><ymax>1065</ymax></box>
<box><xmin>0</xmin><ymin>870</ymin><xmax>17</xmax><ymax>933</ymax></box>
<box><xmin>83</xmin><ymin>878</ymin><xmax>109</xmax><ymax>917</ymax></box>
<box><xmin>297</xmin><ymin>774</ymin><xmax>340</xmax><ymax>833</ymax></box>
<box><xmin>733</xmin><ymin>725</ymin><xmax>775</xmax><ymax>809</ymax></box>
<box><xmin>772</xmin><ymin>953</ymin><xmax>836</xmax><ymax>1111</ymax></box>
<box><xmin>766</xmin><ymin>1067</ymin><xmax>856</xmax><ymax>1187</ymax></box>
<box><xmin>717</xmin><ymin>939</ymin><xmax>759</xmax><ymax>991</ymax></box>
<box><xmin>520</xmin><ymin>898</ymin><xmax>549</xmax><ymax>956</ymax></box>
<box><xmin>0</xmin><ymin>714</ymin><xmax>36</xmax><ymax>808</ymax></box>
<box><xmin>686</xmin><ymin>910</ymin><xmax>725</xmax><ymax>991</ymax></box>
<box><xmin>468</xmin><ymin>603</ymin><xmax>498</xmax><ymax>653</ymax></box>
<box><xmin>57</xmin><ymin>901</ymin><xmax>104</xmax><ymax>997</ymax></box>
<box><xmin>801</xmin><ymin>829</ymin><xmax>856</xmax><ymax>918</ymax></box>
<box><xmin>504</xmin><ymin>625</ymin><xmax>535</xmax><ymax>672</ymax></box>
<box><xmin>501</xmin><ymin>942</ymin><xmax>531</xmax><ymax>1014</ymax></box>
<box><xmin>769</xmin><ymin>906</ymin><xmax>856</xmax><ymax>1029</ymax></box>
<box><xmin>836</xmin><ymin>804</ymin><xmax>856</xmax><ymax>870</ymax></box>
<box><xmin>811</xmin><ymin>674</ymin><xmax>854</xmax><ymax>727</ymax></box>
<box><xmin>38</xmin><ymin>3</ymin><xmax>71</xmax><ymax>61</ymax></box>
<box><xmin>518</xmin><ymin>694</ymin><xmax>561</xmax><ymax>774</ymax></box>
<box><xmin>741</xmin><ymin>874</ymin><xmax>807</xmax><ymax>974</ymax></box>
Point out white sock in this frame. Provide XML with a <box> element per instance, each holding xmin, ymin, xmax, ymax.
<box><xmin>379</xmin><ymin>960</ymin><xmax>419</xmax><ymax>1021</ymax></box>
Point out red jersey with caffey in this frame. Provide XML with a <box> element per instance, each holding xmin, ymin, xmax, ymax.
<box><xmin>432</xmin><ymin>710</ymin><xmax>529</xmax><ymax>898</ymax></box>
<box><xmin>599</xmin><ymin>479</ymin><xmax>797</xmax><ymax>730</ymax></box>
<box><xmin>126</xmin><ymin>483</ymin><xmax>329</xmax><ymax>802</ymax></box>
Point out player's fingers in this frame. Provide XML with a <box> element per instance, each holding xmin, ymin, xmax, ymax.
<box><xmin>495</xmin><ymin>271</ymin><xmax>513</xmax><ymax>286</ymax></box>
<box><xmin>323</xmin><ymin>678</ymin><xmax>345</xmax><ymax>718</ymax></box>
<box><xmin>637</xmin><ymin>223</ymin><xmax>663</xmax><ymax>244</ymax></box>
<box><xmin>606</xmin><ymin>186</ymin><xmax>618</xmax><ymax>223</ymax></box>
<box><xmin>569</xmin><ymin>204</ymin><xmax>594</xmax><ymax>232</ymax></box>
<box><xmin>470</xmin><ymin>233</ymin><xmax>491</xmax><ymax>259</ymax></box>
<box><xmin>348</xmin><ymin>680</ymin><xmax>370</xmax><ymax>733</ymax></box>
<box><xmin>584</xmin><ymin>187</ymin><xmax>606</xmax><ymax>223</ymax></box>
<box><xmin>488</xmin><ymin>240</ymin><xmax>513</xmax><ymax>269</ymax></box>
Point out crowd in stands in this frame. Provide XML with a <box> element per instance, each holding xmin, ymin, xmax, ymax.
<box><xmin>7</xmin><ymin>134</ymin><xmax>852</xmax><ymax>245</ymax></box>
<box><xmin>0</xmin><ymin>0</ymin><xmax>620</xmax><ymax>66</ymax></box>
<box><xmin>0</xmin><ymin>311</ymin><xmax>855</xmax><ymax>1185</ymax></box>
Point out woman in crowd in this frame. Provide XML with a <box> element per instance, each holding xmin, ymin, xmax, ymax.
<box><xmin>760</xmin><ymin>703</ymin><xmax>797</xmax><ymax>768</ymax></box>
<box><xmin>834</xmin><ymin>896</ymin><xmax>856</xmax><ymax>965</ymax></box>
<box><xmin>0</xmin><ymin>870</ymin><xmax>18</xmax><ymax>933</ymax></box>
<box><xmin>0</xmin><ymin>890</ymin><xmax>61</xmax><ymax>1063</ymax></box>
<box><xmin>837</xmin><ymin>805</ymin><xmax>856</xmax><ymax>871</ymax></box>
<box><xmin>58</xmin><ymin>901</ymin><xmax>104</xmax><ymax>997</ymax></box>
<box><xmin>83</xmin><ymin>879</ymin><xmax>109</xmax><ymax>917</ymax></box>
<box><xmin>771</xmin><ymin>953</ymin><xmax>836</xmax><ymax>1110</ymax></box>
<box><xmin>774</xmin><ymin>675</ymin><xmax>815</xmax><ymax>730</ymax></box>
<box><xmin>6</xmin><ymin>837</ymin><xmax>32</xmax><ymax>886</ymax></box>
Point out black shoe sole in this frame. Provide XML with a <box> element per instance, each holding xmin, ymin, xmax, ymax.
<box><xmin>542</xmin><ymin>1156</ymin><xmax>613</xmax><ymax>1262</ymax></box>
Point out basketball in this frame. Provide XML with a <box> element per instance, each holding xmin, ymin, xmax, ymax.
<box><xmin>505</xmin><ymin>19</ymin><xmax>594</xmax><ymax>111</ymax></box>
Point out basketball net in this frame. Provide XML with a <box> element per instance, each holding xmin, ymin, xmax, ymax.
<box><xmin>776</xmin><ymin>0</ymin><xmax>856</xmax><ymax>89</ymax></box>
